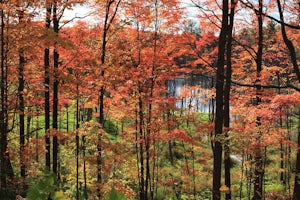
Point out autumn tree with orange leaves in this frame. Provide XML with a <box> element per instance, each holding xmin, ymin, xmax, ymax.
<box><xmin>0</xmin><ymin>0</ymin><xmax>299</xmax><ymax>199</ymax></box>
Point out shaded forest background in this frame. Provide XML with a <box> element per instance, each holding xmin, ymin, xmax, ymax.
<box><xmin>0</xmin><ymin>0</ymin><xmax>299</xmax><ymax>199</ymax></box>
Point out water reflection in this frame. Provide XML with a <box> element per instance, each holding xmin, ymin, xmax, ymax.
<box><xmin>167</xmin><ymin>74</ymin><xmax>214</xmax><ymax>113</ymax></box>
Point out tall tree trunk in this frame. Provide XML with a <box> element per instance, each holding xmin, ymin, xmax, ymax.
<box><xmin>0</xmin><ymin>3</ymin><xmax>13</xmax><ymax>190</ymax></box>
<box><xmin>76</xmin><ymin>81</ymin><xmax>80</xmax><ymax>200</ymax></box>
<box><xmin>52</xmin><ymin>0</ymin><xmax>59</xmax><ymax>176</ymax></box>
<box><xmin>147</xmin><ymin>1</ymin><xmax>159</xmax><ymax>199</ymax></box>
<box><xmin>252</xmin><ymin>0</ymin><xmax>263</xmax><ymax>199</ymax></box>
<box><xmin>97</xmin><ymin>1</ymin><xmax>121</xmax><ymax>198</ymax></box>
<box><xmin>134</xmin><ymin>18</ymin><xmax>146</xmax><ymax>199</ymax></box>
<box><xmin>213</xmin><ymin>0</ymin><xmax>228</xmax><ymax>199</ymax></box>
<box><xmin>82</xmin><ymin>134</ymin><xmax>88</xmax><ymax>200</ymax></box>
<box><xmin>224</xmin><ymin>1</ymin><xmax>236</xmax><ymax>199</ymax></box>
<box><xmin>0</xmin><ymin>1</ymin><xmax>7</xmax><ymax>189</ymax></box>
<box><xmin>44</xmin><ymin>0</ymin><xmax>52</xmax><ymax>170</ymax></box>
<box><xmin>97</xmin><ymin>4</ymin><xmax>110</xmax><ymax>198</ymax></box>
<box><xmin>36</xmin><ymin>109</ymin><xmax>39</xmax><ymax>163</ymax></box>
<box><xmin>139</xmin><ymin>91</ymin><xmax>146</xmax><ymax>200</ymax></box>
<box><xmin>277</xmin><ymin>74</ymin><xmax>286</xmax><ymax>186</ymax></box>
<box><xmin>75</xmin><ymin>79</ymin><xmax>79</xmax><ymax>200</ymax></box>
<box><xmin>18</xmin><ymin>9</ymin><xmax>26</xmax><ymax>184</ymax></box>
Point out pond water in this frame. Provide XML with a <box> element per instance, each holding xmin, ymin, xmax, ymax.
<box><xmin>167</xmin><ymin>74</ymin><xmax>214</xmax><ymax>113</ymax></box>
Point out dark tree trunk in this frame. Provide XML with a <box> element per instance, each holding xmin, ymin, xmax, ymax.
<box><xmin>0</xmin><ymin>3</ymin><xmax>14</xmax><ymax>190</ymax></box>
<box><xmin>213</xmin><ymin>0</ymin><xmax>228</xmax><ymax>199</ymax></box>
<box><xmin>0</xmin><ymin>2</ymin><xmax>7</xmax><ymax>189</ymax></box>
<box><xmin>97</xmin><ymin>4</ymin><xmax>109</xmax><ymax>199</ymax></box>
<box><xmin>224</xmin><ymin>1</ymin><xmax>236</xmax><ymax>199</ymax></box>
<box><xmin>252</xmin><ymin>0</ymin><xmax>263</xmax><ymax>199</ymax></box>
<box><xmin>82</xmin><ymin>135</ymin><xmax>88</xmax><ymax>200</ymax></box>
<box><xmin>52</xmin><ymin>0</ymin><xmax>59</xmax><ymax>176</ymax></box>
<box><xmin>44</xmin><ymin>0</ymin><xmax>52</xmax><ymax>170</ymax></box>
<box><xmin>36</xmin><ymin>111</ymin><xmax>39</xmax><ymax>163</ymax></box>
<box><xmin>139</xmin><ymin>91</ymin><xmax>146</xmax><ymax>200</ymax></box>
<box><xmin>76</xmin><ymin>81</ymin><xmax>79</xmax><ymax>200</ymax></box>
<box><xmin>18</xmin><ymin>9</ymin><xmax>26</xmax><ymax>183</ymax></box>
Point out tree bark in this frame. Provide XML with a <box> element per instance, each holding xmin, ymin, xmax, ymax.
<box><xmin>212</xmin><ymin>0</ymin><xmax>228</xmax><ymax>199</ymax></box>
<box><xmin>52</xmin><ymin>0</ymin><xmax>59</xmax><ymax>176</ymax></box>
<box><xmin>44</xmin><ymin>0</ymin><xmax>52</xmax><ymax>171</ymax></box>
<box><xmin>252</xmin><ymin>0</ymin><xmax>263</xmax><ymax>199</ymax></box>
<box><xmin>76</xmin><ymin>81</ymin><xmax>80</xmax><ymax>200</ymax></box>
<box><xmin>0</xmin><ymin>2</ymin><xmax>14</xmax><ymax>190</ymax></box>
<box><xmin>139</xmin><ymin>91</ymin><xmax>146</xmax><ymax>200</ymax></box>
<box><xmin>18</xmin><ymin>9</ymin><xmax>26</xmax><ymax>183</ymax></box>
<box><xmin>224</xmin><ymin>0</ymin><xmax>236</xmax><ymax>199</ymax></box>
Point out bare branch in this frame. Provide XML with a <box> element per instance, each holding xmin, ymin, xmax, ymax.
<box><xmin>59</xmin><ymin>12</ymin><xmax>94</xmax><ymax>29</ymax></box>
<box><xmin>231</xmin><ymin>79</ymin><xmax>300</xmax><ymax>92</ymax></box>
<box><xmin>240</xmin><ymin>0</ymin><xmax>300</xmax><ymax>29</ymax></box>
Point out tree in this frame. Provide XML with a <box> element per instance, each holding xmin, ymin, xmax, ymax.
<box><xmin>274</xmin><ymin>1</ymin><xmax>300</xmax><ymax>198</ymax></box>
<box><xmin>44</xmin><ymin>0</ymin><xmax>52</xmax><ymax>171</ymax></box>
<box><xmin>17</xmin><ymin>6</ymin><xmax>26</xmax><ymax>188</ymax></box>
<box><xmin>224</xmin><ymin>0</ymin><xmax>237</xmax><ymax>199</ymax></box>
<box><xmin>252</xmin><ymin>0</ymin><xmax>264</xmax><ymax>199</ymax></box>
<box><xmin>0</xmin><ymin>1</ymin><xmax>14</xmax><ymax>192</ymax></box>
<box><xmin>52</xmin><ymin>0</ymin><xmax>59</xmax><ymax>176</ymax></box>
<box><xmin>212</xmin><ymin>0</ymin><xmax>228</xmax><ymax>198</ymax></box>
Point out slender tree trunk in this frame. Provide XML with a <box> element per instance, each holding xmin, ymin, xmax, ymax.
<box><xmin>286</xmin><ymin>111</ymin><xmax>292</xmax><ymax>195</ymax></box>
<box><xmin>135</xmin><ymin>107</ymin><xmax>141</xmax><ymax>198</ymax></box>
<box><xmin>0</xmin><ymin>3</ymin><xmax>14</xmax><ymax>190</ymax></box>
<box><xmin>213</xmin><ymin>0</ymin><xmax>228</xmax><ymax>199</ymax></box>
<box><xmin>18</xmin><ymin>9</ymin><xmax>26</xmax><ymax>184</ymax></box>
<box><xmin>82</xmin><ymin>135</ymin><xmax>88</xmax><ymax>200</ymax></box>
<box><xmin>18</xmin><ymin>49</ymin><xmax>26</xmax><ymax>179</ymax></box>
<box><xmin>167</xmin><ymin>111</ymin><xmax>174</xmax><ymax>165</ymax></box>
<box><xmin>97</xmin><ymin>1</ymin><xmax>121</xmax><ymax>198</ymax></box>
<box><xmin>252</xmin><ymin>0</ymin><xmax>263</xmax><ymax>199</ymax></box>
<box><xmin>44</xmin><ymin>0</ymin><xmax>52</xmax><ymax>170</ymax></box>
<box><xmin>134</xmin><ymin>18</ymin><xmax>145</xmax><ymax>199</ymax></box>
<box><xmin>0</xmin><ymin>1</ymin><xmax>7</xmax><ymax>188</ymax></box>
<box><xmin>36</xmin><ymin>110</ymin><xmax>39</xmax><ymax>163</ymax></box>
<box><xmin>26</xmin><ymin>114</ymin><xmax>31</xmax><ymax>142</ymax></box>
<box><xmin>97</xmin><ymin>5</ymin><xmax>109</xmax><ymax>199</ymax></box>
<box><xmin>223</xmin><ymin>1</ymin><xmax>236</xmax><ymax>199</ymax></box>
<box><xmin>76</xmin><ymin>81</ymin><xmax>80</xmax><ymax>200</ymax></box>
<box><xmin>52</xmin><ymin>0</ymin><xmax>59</xmax><ymax>176</ymax></box>
<box><xmin>139</xmin><ymin>91</ymin><xmax>146</xmax><ymax>200</ymax></box>
<box><xmin>148</xmin><ymin>2</ymin><xmax>159</xmax><ymax>198</ymax></box>
<box><xmin>277</xmin><ymin>74</ymin><xmax>286</xmax><ymax>186</ymax></box>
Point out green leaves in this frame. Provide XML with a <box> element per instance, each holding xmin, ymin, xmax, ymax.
<box><xmin>26</xmin><ymin>169</ymin><xmax>67</xmax><ymax>200</ymax></box>
<box><xmin>107</xmin><ymin>186</ymin><xmax>126</xmax><ymax>200</ymax></box>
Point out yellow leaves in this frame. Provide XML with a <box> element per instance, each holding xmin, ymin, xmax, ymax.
<box><xmin>52</xmin><ymin>191</ymin><xmax>70</xmax><ymax>200</ymax></box>
<box><xmin>219</xmin><ymin>185</ymin><xmax>230</xmax><ymax>193</ymax></box>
